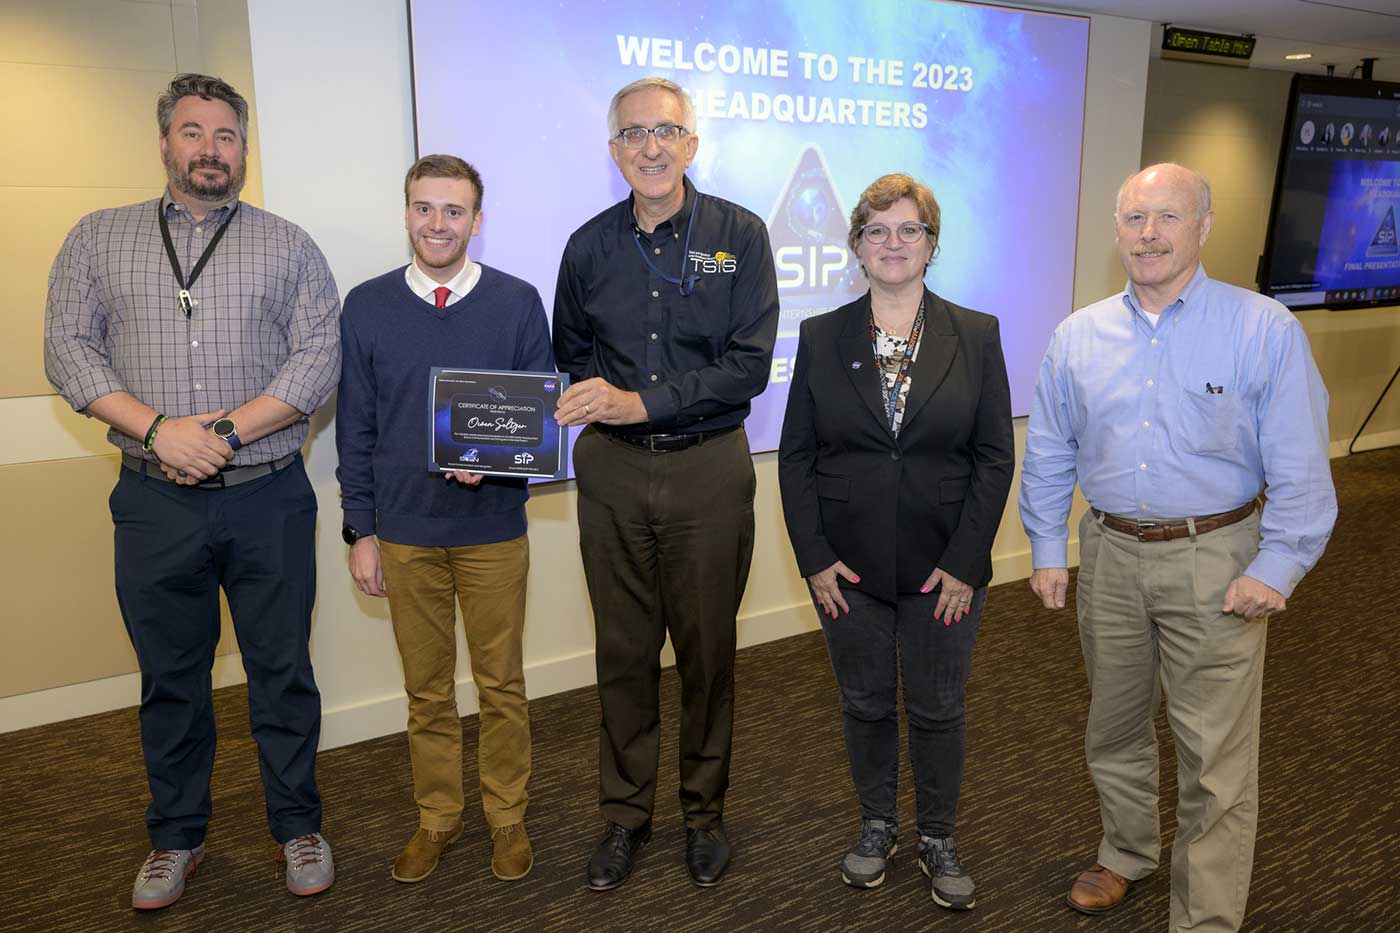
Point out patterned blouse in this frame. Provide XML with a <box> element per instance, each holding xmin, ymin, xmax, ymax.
<box><xmin>873</xmin><ymin>326</ymin><xmax>922</xmax><ymax>435</ymax></box>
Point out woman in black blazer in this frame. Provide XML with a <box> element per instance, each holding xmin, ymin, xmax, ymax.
<box><xmin>778</xmin><ymin>174</ymin><xmax>1014</xmax><ymax>910</ymax></box>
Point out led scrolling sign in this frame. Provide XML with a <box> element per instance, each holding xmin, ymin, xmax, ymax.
<box><xmin>1162</xmin><ymin>26</ymin><xmax>1256</xmax><ymax>62</ymax></box>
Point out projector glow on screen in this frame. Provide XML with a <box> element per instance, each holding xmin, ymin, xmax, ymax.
<box><xmin>408</xmin><ymin>0</ymin><xmax>1089</xmax><ymax>452</ymax></box>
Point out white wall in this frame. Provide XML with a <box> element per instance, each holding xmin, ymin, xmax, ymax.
<box><xmin>1</xmin><ymin>0</ymin><xmax>1151</xmax><ymax>740</ymax></box>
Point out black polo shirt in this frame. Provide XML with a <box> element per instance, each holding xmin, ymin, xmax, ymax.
<box><xmin>553</xmin><ymin>176</ymin><xmax>779</xmax><ymax>435</ymax></box>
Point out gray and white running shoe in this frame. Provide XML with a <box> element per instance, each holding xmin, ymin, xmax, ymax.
<box><xmin>919</xmin><ymin>834</ymin><xmax>976</xmax><ymax>910</ymax></box>
<box><xmin>841</xmin><ymin>818</ymin><xmax>898</xmax><ymax>888</ymax></box>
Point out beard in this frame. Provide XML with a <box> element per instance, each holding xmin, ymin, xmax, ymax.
<box><xmin>165</xmin><ymin>153</ymin><xmax>246</xmax><ymax>203</ymax></box>
<box><xmin>409</xmin><ymin>233</ymin><xmax>466</xmax><ymax>274</ymax></box>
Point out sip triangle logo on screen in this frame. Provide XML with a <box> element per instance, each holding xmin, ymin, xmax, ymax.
<box><xmin>1368</xmin><ymin>205</ymin><xmax>1398</xmax><ymax>257</ymax></box>
<box><xmin>767</xmin><ymin>144</ymin><xmax>863</xmax><ymax>323</ymax></box>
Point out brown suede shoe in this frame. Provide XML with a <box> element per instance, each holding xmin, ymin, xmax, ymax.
<box><xmin>491</xmin><ymin>822</ymin><xmax>534</xmax><ymax>881</ymax></box>
<box><xmin>392</xmin><ymin>821</ymin><xmax>465</xmax><ymax>883</ymax></box>
<box><xmin>1067</xmin><ymin>863</ymin><xmax>1132</xmax><ymax>914</ymax></box>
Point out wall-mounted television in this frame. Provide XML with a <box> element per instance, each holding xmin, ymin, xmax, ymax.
<box><xmin>1259</xmin><ymin>74</ymin><xmax>1400</xmax><ymax>311</ymax></box>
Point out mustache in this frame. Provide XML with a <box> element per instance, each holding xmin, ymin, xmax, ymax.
<box><xmin>188</xmin><ymin>157</ymin><xmax>231</xmax><ymax>173</ymax></box>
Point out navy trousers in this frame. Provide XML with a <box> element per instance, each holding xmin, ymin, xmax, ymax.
<box><xmin>110</xmin><ymin>456</ymin><xmax>322</xmax><ymax>848</ymax></box>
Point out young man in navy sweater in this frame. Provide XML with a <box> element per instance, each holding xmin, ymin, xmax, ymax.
<box><xmin>335</xmin><ymin>155</ymin><xmax>553</xmax><ymax>884</ymax></box>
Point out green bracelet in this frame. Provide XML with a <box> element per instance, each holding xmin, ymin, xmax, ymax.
<box><xmin>143</xmin><ymin>414</ymin><xmax>168</xmax><ymax>451</ymax></box>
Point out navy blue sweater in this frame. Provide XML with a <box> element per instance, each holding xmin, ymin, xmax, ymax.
<box><xmin>336</xmin><ymin>264</ymin><xmax>555</xmax><ymax>547</ymax></box>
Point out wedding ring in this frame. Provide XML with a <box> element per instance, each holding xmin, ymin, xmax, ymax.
<box><xmin>584</xmin><ymin>403</ymin><xmax>591</xmax><ymax>415</ymax></box>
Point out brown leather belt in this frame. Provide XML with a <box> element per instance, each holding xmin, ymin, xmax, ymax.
<box><xmin>603</xmin><ymin>425</ymin><xmax>739</xmax><ymax>452</ymax></box>
<box><xmin>1093</xmin><ymin>497</ymin><xmax>1261</xmax><ymax>543</ymax></box>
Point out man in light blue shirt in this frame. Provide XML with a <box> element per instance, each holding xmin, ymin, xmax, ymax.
<box><xmin>1020</xmin><ymin>163</ymin><xmax>1336</xmax><ymax>931</ymax></box>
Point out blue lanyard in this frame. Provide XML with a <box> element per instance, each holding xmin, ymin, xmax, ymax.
<box><xmin>632</xmin><ymin>194</ymin><xmax>701</xmax><ymax>297</ymax></box>
<box><xmin>870</xmin><ymin>299</ymin><xmax>926</xmax><ymax>432</ymax></box>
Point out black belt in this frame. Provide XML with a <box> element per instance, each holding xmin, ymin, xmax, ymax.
<box><xmin>121</xmin><ymin>451</ymin><xmax>298</xmax><ymax>488</ymax></box>
<box><xmin>602</xmin><ymin>425</ymin><xmax>739</xmax><ymax>452</ymax></box>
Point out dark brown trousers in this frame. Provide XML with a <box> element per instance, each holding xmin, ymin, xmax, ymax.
<box><xmin>573</xmin><ymin>425</ymin><xmax>756</xmax><ymax>830</ymax></box>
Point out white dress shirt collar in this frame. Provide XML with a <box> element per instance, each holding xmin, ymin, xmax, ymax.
<box><xmin>404</xmin><ymin>256</ymin><xmax>481</xmax><ymax>306</ymax></box>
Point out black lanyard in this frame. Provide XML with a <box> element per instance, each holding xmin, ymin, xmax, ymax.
<box><xmin>157</xmin><ymin>200</ymin><xmax>240</xmax><ymax>317</ymax></box>
<box><xmin>870</xmin><ymin>298</ymin><xmax>926</xmax><ymax>432</ymax></box>
<box><xmin>632</xmin><ymin>195</ymin><xmax>701</xmax><ymax>297</ymax></box>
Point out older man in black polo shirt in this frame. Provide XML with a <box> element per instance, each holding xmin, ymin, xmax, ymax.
<box><xmin>553</xmin><ymin>76</ymin><xmax>779</xmax><ymax>890</ymax></box>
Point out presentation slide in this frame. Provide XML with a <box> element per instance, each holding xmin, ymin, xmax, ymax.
<box><xmin>1315</xmin><ymin>160</ymin><xmax>1400</xmax><ymax>295</ymax></box>
<box><xmin>409</xmin><ymin>0</ymin><xmax>1089</xmax><ymax>452</ymax></box>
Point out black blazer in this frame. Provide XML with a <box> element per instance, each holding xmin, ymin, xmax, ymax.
<box><xmin>778</xmin><ymin>288</ymin><xmax>1015</xmax><ymax>602</ymax></box>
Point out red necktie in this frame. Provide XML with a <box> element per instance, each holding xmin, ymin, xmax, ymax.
<box><xmin>433</xmin><ymin>286</ymin><xmax>451</xmax><ymax>308</ymax></box>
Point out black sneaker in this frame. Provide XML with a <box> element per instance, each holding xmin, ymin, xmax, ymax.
<box><xmin>841</xmin><ymin>818</ymin><xmax>898</xmax><ymax>888</ymax></box>
<box><xmin>918</xmin><ymin>835</ymin><xmax>975</xmax><ymax>910</ymax></box>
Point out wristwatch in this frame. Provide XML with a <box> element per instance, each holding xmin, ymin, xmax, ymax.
<box><xmin>211</xmin><ymin>417</ymin><xmax>243</xmax><ymax>451</ymax></box>
<box><xmin>342</xmin><ymin>525</ymin><xmax>365</xmax><ymax>546</ymax></box>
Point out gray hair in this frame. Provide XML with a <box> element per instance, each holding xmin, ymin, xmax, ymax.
<box><xmin>1115</xmin><ymin>162</ymin><xmax>1212</xmax><ymax>218</ymax></box>
<box><xmin>606</xmin><ymin>77</ymin><xmax>696</xmax><ymax>138</ymax></box>
<box><xmin>157</xmin><ymin>73</ymin><xmax>249</xmax><ymax>144</ymax></box>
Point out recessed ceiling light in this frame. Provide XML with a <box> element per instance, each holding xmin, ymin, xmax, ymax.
<box><xmin>1285</xmin><ymin>53</ymin><xmax>1313</xmax><ymax>61</ymax></box>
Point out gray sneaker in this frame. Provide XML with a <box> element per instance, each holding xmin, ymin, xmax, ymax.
<box><xmin>919</xmin><ymin>835</ymin><xmax>975</xmax><ymax>910</ymax></box>
<box><xmin>131</xmin><ymin>844</ymin><xmax>205</xmax><ymax>910</ymax></box>
<box><xmin>840</xmin><ymin>818</ymin><xmax>898</xmax><ymax>888</ymax></box>
<box><xmin>280</xmin><ymin>832</ymin><xmax>335</xmax><ymax>896</ymax></box>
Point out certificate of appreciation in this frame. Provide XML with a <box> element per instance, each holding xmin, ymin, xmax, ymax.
<box><xmin>429</xmin><ymin>368</ymin><xmax>569</xmax><ymax>479</ymax></box>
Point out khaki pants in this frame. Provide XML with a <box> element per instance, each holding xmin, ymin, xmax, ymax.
<box><xmin>1077</xmin><ymin>509</ymin><xmax>1267</xmax><ymax>933</ymax></box>
<box><xmin>379</xmin><ymin>535</ymin><xmax>530</xmax><ymax>831</ymax></box>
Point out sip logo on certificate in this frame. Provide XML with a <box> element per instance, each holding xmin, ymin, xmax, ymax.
<box><xmin>429</xmin><ymin>368</ymin><xmax>569</xmax><ymax>478</ymax></box>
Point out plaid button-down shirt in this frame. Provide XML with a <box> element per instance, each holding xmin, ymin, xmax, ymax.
<box><xmin>45</xmin><ymin>194</ymin><xmax>341</xmax><ymax>465</ymax></box>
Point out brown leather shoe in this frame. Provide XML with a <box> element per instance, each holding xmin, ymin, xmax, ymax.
<box><xmin>392</xmin><ymin>821</ymin><xmax>465</xmax><ymax>883</ymax></box>
<box><xmin>491</xmin><ymin>822</ymin><xmax>534</xmax><ymax>881</ymax></box>
<box><xmin>1067</xmin><ymin>863</ymin><xmax>1132</xmax><ymax>914</ymax></box>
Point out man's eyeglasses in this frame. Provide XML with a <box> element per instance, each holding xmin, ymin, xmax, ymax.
<box><xmin>859</xmin><ymin>222</ymin><xmax>933</xmax><ymax>245</ymax></box>
<box><xmin>613</xmin><ymin>124</ymin><xmax>690</xmax><ymax>149</ymax></box>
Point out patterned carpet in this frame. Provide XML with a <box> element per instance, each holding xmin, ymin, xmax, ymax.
<box><xmin>4</xmin><ymin>447</ymin><xmax>1398</xmax><ymax>932</ymax></box>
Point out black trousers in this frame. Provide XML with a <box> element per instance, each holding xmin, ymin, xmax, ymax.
<box><xmin>574</xmin><ymin>426</ymin><xmax>756</xmax><ymax>830</ymax></box>
<box><xmin>110</xmin><ymin>456</ymin><xmax>322</xmax><ymax>848</ymax></box>
<box><xmin>819</xmin><ymin>586</ymin><xmax>986</xmax><ymax>837</ymax></box>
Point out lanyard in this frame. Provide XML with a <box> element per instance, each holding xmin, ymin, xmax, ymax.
<box><xmin>632</xmin><ymin>194</ymin><xmax>701</xmax><ymax>297</ymax></box>
<box><xmin>869</xmin><ymin>298</ymin><xmax>926</xmax><ymax>432</ymax></box>
<box><xmin>157</xmin><ymin>200</ymin><xmax>240</xmax><ymax>317</ymax></box>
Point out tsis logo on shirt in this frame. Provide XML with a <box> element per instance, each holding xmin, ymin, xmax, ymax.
<box><xmin>688</xmin><ymin>250</ymin><xmax>738</xmax><ymax>274</ymax></box>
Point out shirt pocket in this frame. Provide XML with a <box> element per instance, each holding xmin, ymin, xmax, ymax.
<box><xmin>674</xmin><ymin>302</ymin><xmax>724</xmax><ymax>356</ymax></box>
<box><xmin>1179</xmin><ymin>389</ymin><xmax>1245</xmax><ymax>454</ymax></box>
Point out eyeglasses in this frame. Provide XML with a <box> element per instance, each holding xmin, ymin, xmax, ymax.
<box><xmin>613</xmin><ymin>124</ymin><xmax>689</xmax><ymax>149</ymax></box>
<box><xmin>859</xmin><ymin>222</ymin><xmax>932</xmax><ymax>245</ymax></box>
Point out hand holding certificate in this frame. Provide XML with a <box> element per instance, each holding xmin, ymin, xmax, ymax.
<box><xmin>555</xmin><ymin>377</ymin><xmax>649</xmax><ymax>427</ymax></box>
<box><xmin>430</xmin><ymin>368</ymin><xmax>569</xmax><ymax>479</ymax></box>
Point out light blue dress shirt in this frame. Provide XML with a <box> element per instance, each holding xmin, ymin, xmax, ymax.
<box><xmin>1020</xmin><ymin>265</ymin><xmax>1336</xmax><ymax>597</ymax></box>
